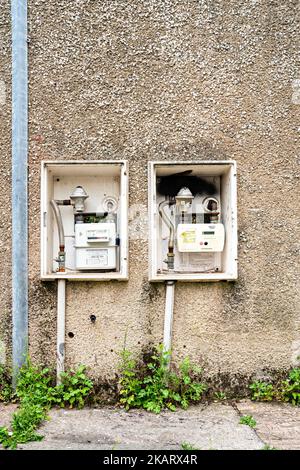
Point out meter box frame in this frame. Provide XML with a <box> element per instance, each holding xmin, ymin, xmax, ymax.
<box><xmin>148</xmin><ymin>161</ymin><xmax>238</xmax><ymax>282</ymax></box>
<box><xmin>41</xmin><ymin>160</ymin><xmax>128</xmax><ymax>281</ymax></box>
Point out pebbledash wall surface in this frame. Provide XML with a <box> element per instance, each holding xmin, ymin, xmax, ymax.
<box><xmin>0</xmin><ymin>1</ymin><xmax>300</xmax><ymax>389</ymax></box>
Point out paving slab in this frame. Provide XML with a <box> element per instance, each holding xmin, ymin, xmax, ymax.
<box><xmin>235</xmin><ymin>400</ymin><xmax>300</xmax><ymax>450</ymax></box>
<box><xmin>17</xmin><ymin>403</ymin><xmax>264</xmax><ymax>450</ymax></box>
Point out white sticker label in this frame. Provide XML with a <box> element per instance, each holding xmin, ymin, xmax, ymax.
<box><xmin>86</xmin><ymin>250</ymin><xmax>108</xmax><ymax>266</ymax></box>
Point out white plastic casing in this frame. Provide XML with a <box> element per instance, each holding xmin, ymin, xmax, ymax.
<box><xmin>177</xmin><ymin>223</ymin><xmax>225</xmax><ymax>253</ymax></box>
<box><xmin>75</xmin><ymin>223</ymin><xmax>116</xmax><ymax>246</ymax></box>
<box><xmin>148</xmin><ymin>161</ymin><xmax>238</xmax><ymax>282</ymax></box>
<box><xmin>40</xmin><ymin>160</ymin><xmax>128</xmax><ymax>281</ymax></box>
<box><xmin>75</xmin><ymin>223</ymin><xmax>117</xmax><ymax>270</ymax></box>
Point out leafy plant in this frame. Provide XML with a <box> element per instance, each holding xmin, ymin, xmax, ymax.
<box><xmin>281</xmin><ymin>368</ymin><xmax>300</xmax><ymax>406</ymax></box>
<box><xmin>0</xmin><ymin>359</ymin><xmax>93</xmax><ymax>449</ymax></box>
<box><xmin>0</xmin><ymin>365</ymin><xmax>13</xmax><ymax>402</ymax></box>
<box><xmin>118</xmin><ymin>349</ymin><xmax>144</xmax><ymax>410</ymax></box>
<box><xmin>0</xmin><ymin>402</ymin><xmax>47</xmax><ymax>449</ymax></box>
<box><xmin>0</xmin><ymin>427</ymin><xmax>12</xmax><ymax>449</ymax></box>
<box><xmin>54</xmin><ymin>365</ymin><xmax>94</xmax><ymax>409</ymax></box>
<box><xmin>249</xmin><ymin>369</ymin><xmax>300</xmax><ymax>407</ymax></box>
<box><xmin>181</xmin><ymin>441</ymin><xmax>199</xmax><ymax>450</ymax></box>
<box><xmin>261</xmin><ymin>444</ymin><xmax>278</xmax><ymax>450</ymax></box>
<box><xmin>214</xmin><ymin>391</ymin><xmax>227</xmax><ymax>401</ymax></box>
<box><xmin>239</xmin><ymin>415</ymin><xmax>256</xmax><ymax>428</ymax></box>
<box><xmin>136</xmin><ymin>346</ymin><xmax>175</xmax><ymax>413</ymax></box>
<box><xmin>10</xmin><ymin>403</ymin><xmax>47</xmax><ymax>446</ymax></box>
<box><xmin>249</xmin><ymin>381</ymin><xmax>275</xmax><ymax>402</ymax></box>
<box><xmin>15</xmin><ymin>360</ymin><xmax>56</xmax><ymax>407</ymax></box>
<box><xmin>174</xmin><ymin>357</ymin><xmax>206</xmax><ymax>410</ymax></box>
<box><xmin>118</xmin><ymin>345</ymin><xmax>206</xmax><ymax>413</ymax></box>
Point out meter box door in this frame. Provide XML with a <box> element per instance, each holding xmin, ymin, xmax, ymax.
<box><xmin>148</xmin><ymin>161</ymin><xmax>237</xmax><ymax>282</ymax></box>
<box><xmin>40</xmin><ymin>160</ymin><xmax>128</xmax><ymax>281</ymax></box>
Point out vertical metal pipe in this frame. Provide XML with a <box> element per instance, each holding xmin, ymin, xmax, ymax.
<box><xmin>57</xmin><ymin>279</ymin><xmax>66</xmax><ymax>384</ymax></box>
<box><xmin>163</xmin><ymin>281</ymin><xmax>176</xmax><ymax>361</ymax></box>
<box><xmin>11</xmin><ymin>0</ymin><xmax>28</xmax><ymax>386</ymax></box>
<box><xmin>50</xmin><ymin>200</ymin><xmax>65</xmax><ymax>248</ymax></box>
<box><xmin>50</xmin><ymin>200</ymin><xmax>66</xmax><ymax>272</ymax></box>
<box><xmin>158</xmin><ymin>200</ymin><xmax>175</xmax><ymax>270</ymax></box>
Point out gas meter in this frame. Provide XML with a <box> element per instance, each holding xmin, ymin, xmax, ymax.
<box><xmin>74</xmin><ymin>222</ymin><xmax>117</xmax><ymax>270</ymax></box>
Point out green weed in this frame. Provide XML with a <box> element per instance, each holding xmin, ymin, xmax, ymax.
<box><xmin>249</xmin><ymin>381</ymin><xmax>275</xmax><ymax>402</ymax></box>
<box><xmin>249</xmin><ymin>368</ymin><xmax>300</xmax><ymax>406</ymax></box>
<box><xmin>214</xmin><ymin>391</ymin><xmax>227</xmax><ymax>401</ymax></box>
<box><xmin>261</xmin><ymin>444</ymin><xmax>278</xmax><ymax>450</ymax></box>
<box><xmin>181</xmin><ymin>441</ymin><xmax>199</xmax><ymax>450</ymax></box>
<box><xmin>239</xmin><ymin>415</ymin><xmax>256</xmax><ymax>428</ymax></box>
<box><xmin>118</xmin><ymin>345</ymin><xmax>206</xmax><ymax>414</ymax></box>
<box><xmin>0</xmin><ymin>359</ymin><xmax>93</xmax><ymax>449</ymax></box>
<box><xmin>0</xmin><ymin>365</ymin><xmax>13</xmax><ymax>403</ymax></box>
<box><xmin>281</xmin><ymin>368</ymin><xmax>300</xmax><ymax>406</ymax></box>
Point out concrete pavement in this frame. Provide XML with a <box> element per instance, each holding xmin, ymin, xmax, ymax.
<box><xmin>1</xmin><ymin>401</ymin><xmax>300</xmax><ymax>450</ymax></box>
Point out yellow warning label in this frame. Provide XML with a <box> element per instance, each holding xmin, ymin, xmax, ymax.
<box><xmin>181</xmin><ymin>230</ymin><xmax>196</xmax><ymax>244</ymax></box>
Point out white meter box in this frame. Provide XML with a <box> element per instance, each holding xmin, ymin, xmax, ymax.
<box><xmin>148</xmin><ymin>161</ymin><xmax>237</xmax><ymax>282</ymax></box>
<box><xmin>40</xmin><ymin>160</ymin><xmax>128</xmax><ymax>281</ymax></box>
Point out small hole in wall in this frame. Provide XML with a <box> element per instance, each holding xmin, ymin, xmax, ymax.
<box><xmin>56</xmin><ymin>178</ymin><xmax>60</xmax><ymax>182</ymax></box>
<box><xmin>183</xmin><ymin>345</ymin><xmax>186</xmax><ymax>348</ymax></box>
<box><xmin>68</xmin><ymin>332</ymin><xmax>74</xmax><ymax>338</ymax></box>
<box><xmin>110</xmin><ymin>349</ymin><xmax>113</xmax><ymax>352</ymax></box>
<box><xmin>138</xmin><ymin>341</ymin><xmax>140</xmax><ymax>344</ymax></box>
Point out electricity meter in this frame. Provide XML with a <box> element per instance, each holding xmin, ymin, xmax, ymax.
<box><xmin>177</xmin><ymin>223</ymin><xmax>225</xmax><ymax>252</ymax></box>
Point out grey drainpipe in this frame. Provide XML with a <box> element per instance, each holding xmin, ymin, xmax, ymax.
<box><xmin>11</xmin><ymin>0</ymin><xmax>28</xmax><ymax>387</ymax></box>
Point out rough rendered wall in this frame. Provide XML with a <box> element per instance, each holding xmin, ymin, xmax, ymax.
<box><xmin>0</xmin><ymin>1</ymin><xmax>12</xmax><ymax>365</ymax></box>
<box><xmin>3</xmin><ymin>1</ymin><xmax>300</xmax><ymax>386</ymax></box>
